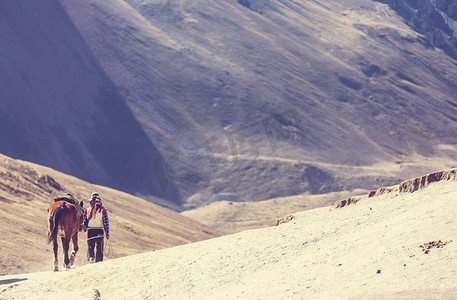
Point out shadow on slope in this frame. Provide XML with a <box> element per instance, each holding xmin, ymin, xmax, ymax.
<box><xmin>376</xmin><ymin>0</ymin><xmax>457</xmax><ymax>59</ymax></box>
<box><xmin>61</xmin><ymin>0</ymin><xmax>457</xmax><ymax>207</ymax></box>
<box><xmin>0</xmin><ymin>1</ymin><xmax>180</xmax><ymax>203</ymax></box>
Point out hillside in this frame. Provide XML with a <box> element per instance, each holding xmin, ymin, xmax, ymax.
<box><xmin>0</xmin><ymin>154</ymin><xmax>219</xmax><ymax>276</ymax></box>
<box><xmin>182</xmin><ymin>189</ymin><xmax>368</xmax><ymax>233</ymax></box>
<box><xmin>376</xmin><ymin>0</ymin><xmax>457</xmax><ymax>59</ymax></box>
<box><xmin>2</xmin><ymin>0</ymin><xmax>457</xmax><ymax>208</ymax></box>
<box><xmin>0</xmin><ymin>1</ymin><xmax>181</xmax><ymax>203</ymax></box>
<box><xmin>1</xmin><ymin>169</ymin><xmax>457</xmax><ymax>299</ymax></box>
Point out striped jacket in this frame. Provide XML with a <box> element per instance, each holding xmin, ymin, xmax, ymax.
<box><xmin>84</xmin><ymin>204</ymin><xmax>109</xmax><ymax>235</ymax></box>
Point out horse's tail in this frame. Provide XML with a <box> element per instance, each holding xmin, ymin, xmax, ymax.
<box><xmin>47</xmin><ymin>203</ymin><xmax>65</xmax><ymax>244</ymax></box>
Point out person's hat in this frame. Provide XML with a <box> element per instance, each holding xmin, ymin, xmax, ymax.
<box><xmin>91</xmin><ymin>192</ymin><xmax>101</xmax><ymax>204</ymax></box>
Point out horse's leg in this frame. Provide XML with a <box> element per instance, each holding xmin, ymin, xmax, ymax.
<box><xmin>62</xmin><ymin>237</ymin><xmax>70</xmax><ymax>269</ymax></box>
<box><xmin>53</xmin><ymin>238</ymin><xmax>59</xmax><ymax>272</ymax></box>
<box><xmin>48</xmin><ymin>216</ymin><xmax>53</xmax><ymax>240</ymax></box>
<box><xmin>69</xmin><ymin>234</ymin><xmax>79</xmax><ymax>266</ymax></box>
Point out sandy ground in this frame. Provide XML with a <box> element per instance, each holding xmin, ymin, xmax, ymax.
<box><xmin>1</xmin><ymin>173</ymin><xmax>456</xmax><ymax>299</ymax></box>
<box><xmin>182</xmin><ymin>189</ymin><xmax>368</xmax><ymax>233</ymax></box>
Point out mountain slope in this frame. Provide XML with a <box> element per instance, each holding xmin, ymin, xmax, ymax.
<box><xmin>182</xmin><ymin>189</ymin><xmax>368</xmax><ymax>233</ymax></box>
<box><xmin>54</xmin><ymin>0</ymin><xmax>457</xmax><ymax>205</ymax></box>
<box><xmin>376</xmin><ymin>0</ymin><xmax>457</xmax><ymax>59</ymax></box>
<box><xmin>0</xmin><ymin>153</ymin><xmax>219</xmax><ymax>276</ymax></box>
<box><xmin>1</xmin><ymin>169</ymin><xmax>456</xmax><ymax>299</ymax></box>
<box><xmin>3</xmin><ymin>0</ymin><xmax>457</xmax><ymax>207</ymax></box>
<box><xmin>0</xmin><ymin>0</ymin><xmax>180</xmax><ymax>202</ymax></box>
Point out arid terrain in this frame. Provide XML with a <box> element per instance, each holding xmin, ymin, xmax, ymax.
<box><xmin>2</xmin><ymin>0</ymin><xmax>457</xmax><ymax>208</ymax></box>
<box><xmin>0</xmin><ymin>154</ymin><xmax>219</xmax><ymax>276</ymax></box>
<box><xmin>1</xmin><ymin>169</ymin><xmax>456</xmax><ymax>299</ymax></box>
<box><xmin>1</xmin><ymin>1</ymin><xmax>457</xmax><ymax>297</ymax></box>
<box><xmin>182</xmin><ymin>189</ymin><xmax>368</xmax><ymax>233</ymax></box>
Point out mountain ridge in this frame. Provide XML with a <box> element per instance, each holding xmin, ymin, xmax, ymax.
<box><xmin>335</xmin><ymin>167</ymin><xmax>457</xmax><ymax>208</ymax></box>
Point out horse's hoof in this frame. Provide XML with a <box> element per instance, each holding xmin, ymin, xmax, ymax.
<box><xmin>69</xmin><ymin>252</ymin><xmax>76</xmax><ymax>266</ymax></box>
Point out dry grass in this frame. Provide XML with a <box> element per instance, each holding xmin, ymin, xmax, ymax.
<box><xmin>0</xmin><ymin>154</ymin><xmax>220</xmax><ymax>276</ymax></box>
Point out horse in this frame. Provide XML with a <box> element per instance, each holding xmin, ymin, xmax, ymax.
<box><xmin>47</xmin><ymin>200</ymin><xmax>84</xmax><ymax>271</ymax></box>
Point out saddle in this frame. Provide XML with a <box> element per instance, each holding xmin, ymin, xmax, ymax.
<box><xmin>53</xmin><ymin>195</ymin><xmax>82</xmax><ymax>210</ymax></box>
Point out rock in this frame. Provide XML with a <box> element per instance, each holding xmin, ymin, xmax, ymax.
<box><xmin>375</xmin><ymin>0</ymin><xmax>457</xmax><ymax>59</ymax></box>
<box><xmin>37</xmin><ymin>175</ymin><xmax>63</xmax><ymax>191</ymax></box>
<box><xmin>275</xmin><ymin>215</ymin><xmax>295</xmax><ymax>226</ymax></box>
<box><xmin>93</xmin><ymin>289</ymin><xmax>101</xmax><ymax>300</ymax></box>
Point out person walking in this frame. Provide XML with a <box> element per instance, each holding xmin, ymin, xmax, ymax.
<box><xmin>83</xmin><ymin>192</ymin><xmax>110</xmax><ymax>262</ymax></box>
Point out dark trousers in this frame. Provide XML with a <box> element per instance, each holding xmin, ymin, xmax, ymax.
<box><xmin>87</xmin><ymin>228</ymin><xmax>104</xmax><ymax>262</ymax></box>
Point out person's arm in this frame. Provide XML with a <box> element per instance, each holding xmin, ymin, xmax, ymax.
<box><xmin>102</xmin><ymin>209</ymin><xmax>110</xmax><ymax>239</ymax></box>
<box><xmin>83</xmin><ymin>208</ymin><xmax>88</xmax><ymax>230</ymax></box>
